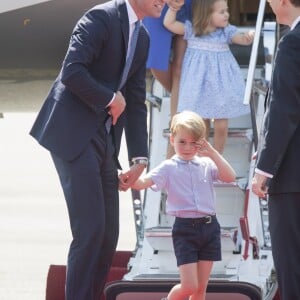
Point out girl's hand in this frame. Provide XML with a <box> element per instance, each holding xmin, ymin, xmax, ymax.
<box><xmin>168</xmin><ymin>0</ymin><xmax>184</xmax><ymax>11</ymax></box>
<box><xmin>245</xmin><ymin>30</ymin><xmax>255</xmax><ymax>44</ymax></box>
<box><xmin>232</xmin><ymin>30</ymin><xmax>255</xmax><ymax>46</ymax></box>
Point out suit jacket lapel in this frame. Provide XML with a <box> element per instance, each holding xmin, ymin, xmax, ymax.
<box><xmin>116</xmin><ymin>0</ymin><xmax>129</xmax><ymax>55</ymax></box>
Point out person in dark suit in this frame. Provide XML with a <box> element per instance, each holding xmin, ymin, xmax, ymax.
<box><xmin>30</xmin><ymin>0</ymin><xmax>166</xmax><ymax>299</ymax></box>
<box><xmin>252</xmin><ymin>1</ymin><xmax>300</xmax><ymax>299</ymax></box>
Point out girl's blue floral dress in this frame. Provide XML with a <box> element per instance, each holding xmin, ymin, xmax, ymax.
<box><xmin>178</xmin><ymin>21</ymin><xmax>250</xmax><ymax>119</ymax></box>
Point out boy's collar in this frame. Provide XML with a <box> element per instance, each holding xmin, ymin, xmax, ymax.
<box><xmin>171</xmin><ymin>155</ymin><xmax>200</xmax><ymax>165</ymax></box>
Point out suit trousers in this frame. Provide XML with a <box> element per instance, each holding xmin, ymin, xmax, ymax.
<box><xmin>268</xmin><ymin>193</ymin><xmax>300</xmax><ymax>300</ymax></box>
<box><xmin>51</xmin><ymin>126</ymin><xmax>119</xmax><ymax>300</ymax></box>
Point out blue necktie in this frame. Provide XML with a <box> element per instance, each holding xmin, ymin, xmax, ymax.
<box><xmin>105</xmin><ymin>21</ymin><xmax>141</xmax><ymax>133</ymax></box>
<box><xmin>118</xmin><ymin>20</ymin><xmax>141</xmax><ymax>90</ymax></box>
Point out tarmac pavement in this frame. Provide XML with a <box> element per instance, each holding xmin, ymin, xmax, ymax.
<box><xmin>0</xmin><ymin>112</ymin><xmax>136</xmax><ymax>300</ymax></box>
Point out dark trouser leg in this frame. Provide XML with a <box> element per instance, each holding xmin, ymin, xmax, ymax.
<box><xmin>268</xmin><ymin>193</ymin><xmax>300</xmax><ymax>300</ymax></box>
<box><xmin>51</xmin><ymin>131</ymin><xmax>119</xmax><ymax>300</ymax></box>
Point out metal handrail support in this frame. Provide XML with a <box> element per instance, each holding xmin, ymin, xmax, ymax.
<box><xmin>243</xmin><ymin>0</ymin><xmax>267</xmax><ymax>150</ymax></box>
<box><xmin>243</xmin><ymin>0</ymin><xmax>267</xmax><ymax>106</ymax></box>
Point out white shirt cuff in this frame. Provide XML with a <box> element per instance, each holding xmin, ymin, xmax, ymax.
<box><xmin>106</xmin><ymin>93</ymin><xmax>116</xmax><ymax>108</ymax></box>
<box><xmin>255</xmin><ymin>168</ymin><xmax>273</xmax><ymax>178</ymax></box>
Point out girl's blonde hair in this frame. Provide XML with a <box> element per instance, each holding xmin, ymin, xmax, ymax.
<box><xmin>192</xmin><ymin>0</ymin><xmax>225</xmax><ymax>36</ymax></box>
<box><xmin>170</xmin><ymin>110</ymin><xmax>206</xmax><ymax>140</ymax></box>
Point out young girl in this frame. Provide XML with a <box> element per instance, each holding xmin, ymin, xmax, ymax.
<box><xmin>120</xmin><ymin>111</ymin><xmax>236</xmax><ymax>300</ymax></box>
<box><xmin>164</xmin><ymin>0</ymin><xmax>255</xmax><ymax>154</ymax></box>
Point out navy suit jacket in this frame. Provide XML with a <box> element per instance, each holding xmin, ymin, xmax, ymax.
<box><xmin>30</xmin><ymin>0</ymin><xmax>149</xmax><ymax>163</ymax></box>
<box><xmin>256</xmin><ymin>22</ymin><xmax>300</xmax><ymax>193</ymax></box>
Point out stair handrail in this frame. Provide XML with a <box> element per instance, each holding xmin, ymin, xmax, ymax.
<box><xmin>243</xmin><ymin>0</ymin><xmax>267</xmax><ymax>106</ymax></box>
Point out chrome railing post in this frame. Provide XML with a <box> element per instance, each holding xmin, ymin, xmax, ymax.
<box><xmin>243</xmin><ymin>0</ymin><xmax>266</xmax><ymax>105</ymax></box>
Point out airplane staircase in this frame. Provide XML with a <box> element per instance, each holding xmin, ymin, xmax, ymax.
<box><xmin>104</xmin><ymin>1</ymin><xmax>279</xmax><ymax>299</ymax></box>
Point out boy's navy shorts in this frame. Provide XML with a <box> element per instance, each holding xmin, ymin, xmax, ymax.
<box><xmin>172</xmin><ymin>215</ymin><xmax>222</xmax><ymax>266</ymax></box>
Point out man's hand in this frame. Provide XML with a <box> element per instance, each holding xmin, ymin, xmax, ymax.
<box><xmin>118</xmin><ymin>164</ymin><xmax>145</xmax><ymax>191</ymax></box>
<box><xmin>107</xmin><ymin>91</ymin><xmax>126</xmax><ymax>125</ymax></box>
<box><xmin>252</xmin><ymin>173</ymin><xmax>268</xmax><ymax>199</ymax></box>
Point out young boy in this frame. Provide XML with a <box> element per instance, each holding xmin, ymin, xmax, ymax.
<box><xmin>120</xmin><ymin>110</ymin><xmax>236</xmax><ymax>300</ymax></box>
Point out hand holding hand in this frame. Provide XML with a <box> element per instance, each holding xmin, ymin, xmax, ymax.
<box><xmin>118</xmin><ymin>164</ymin><xmax>145</xmax><ymax>192</ymax></box>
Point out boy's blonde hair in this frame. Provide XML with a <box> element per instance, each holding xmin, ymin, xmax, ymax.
<box><xmin>170</xmin><ymin>111</ymin><xmax>206</xmax><ymax>140</ymax></box>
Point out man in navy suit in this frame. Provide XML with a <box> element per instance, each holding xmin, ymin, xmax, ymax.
<box><xmin>252</xmin><ymin>0</ymin><xmax>300</xmax><ymax>299</ymax></box>
<box><xmin>30</xmin><ymin>0</ymin><xmax>166</xmax><ymax>299</ymax></box>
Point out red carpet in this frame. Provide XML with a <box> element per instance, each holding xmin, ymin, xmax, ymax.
<box><xmin>46</xmin><ymin>250</ymin><xmax>280</xmax><ymax>300</ymax></box>
<box><xmin>45</xmin><ymin>250</ymin><xmax>132</xmax><ymax>300</ymax></box>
